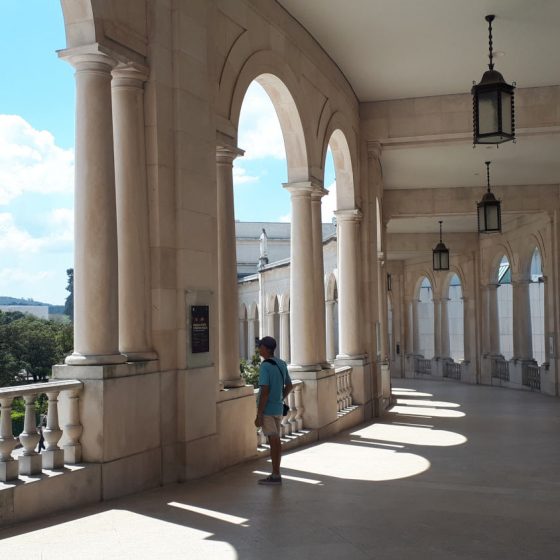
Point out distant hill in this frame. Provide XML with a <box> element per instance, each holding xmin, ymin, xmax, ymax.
<box><xmin>0</xmin><ymin>297</ymin><xmax>66</xmax><ymax>316</ymax></box>
<box><xmin>0</xmin><ymin>296</ymin><xmax>49</xmax><ymax>306</ymax></box>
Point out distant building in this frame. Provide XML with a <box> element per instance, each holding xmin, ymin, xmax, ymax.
<box><xmin>235</xmin><ymin>221</ymin><xmax>336</xmax><ymax>278</ymax></box>
<box><xmin>0</xmin><ymin>305</ymin><xmax>49</xmax><ymax>320</ymax></box>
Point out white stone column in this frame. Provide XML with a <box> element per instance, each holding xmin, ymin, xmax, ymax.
<box><xmin>266</xmin><ymin>311</ymin><xmax>275</xmax><ymax>339</ymax></box>
<box><xmin>433</xmin><ymin>298</ymin><xmax>442</xmax><ymax>358</ymax></box>
<box><xmin>217</xmin><ymin>146</ymin><xmax>245</xmax><ymax>387</ymax></box>
<box><xmin>441</xmin><ymin>297</ymin><xmax>451</xmax><ymax>358</ymax></box>
<box><xmin>513</xmin><ymin>278</ymin><xmax>533</xmax><ymax>360</ymax></box>
<box><xmin>487</xmin><ymin>283</ymin><xmax>501</xmax><ymax>355</ymax></box>
<box><xmin>112</xmin><ymin>63</ymin><xmax>156</xmax><ymax>361</ymax></box>
<box><xmin>239</xmin><ymin>318</ymin><xmax>247</xmax><ymax>360</ymax></box>
<box><xmin>462</xmin><ymin>296</ymin><xmax>471</xmax><ymax>361</ymax></box>
<box><xmin>326</xmin><ymin>300</ymin><xmax>336</xmax><ymax>362</ymax></box>
<box><xmin>247</xmin><ymin>318</ymin><xmax>256</xmax><ymax>359</ymax></box>
<box><xmin>336</xmin><ymin>209</ymin><xmax>363</xmax><ymax>358</ymax></box>
<box><xmin>279</xmin><ymin>310</ymin><xmax>290</xmax><ymax>363</ymax></box>
<box><xmin>284</xmin><ymin>182</ymin><xmax>318</xmax><ymax>368</ymax></box>
<box><xmin>61</xmin><ymin>50</ymin><xmax>125</xmax><ymax>365</ymax></box>
<box><xmin>311</xmin><ymin>186</ymin><xmax>328</xmax><ymax>365</ymax></box>
<box><xmin>412</xmin><ymin>299</ymin><xmax>420</xmax><ymax>354</ymax></box>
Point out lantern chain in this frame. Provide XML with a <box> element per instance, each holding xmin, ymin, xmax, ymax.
<box><xmin>485</xmin><ymin>161</ymin><xmax>491</xmax><ymax>193</ymax></box>
<box><xmin>486</xmin><ymin>14</ymin><xmax>495</xmax><ymax>71</ymax></box>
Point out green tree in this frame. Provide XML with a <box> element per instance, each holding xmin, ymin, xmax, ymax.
<box><xmin>64</xmin><ymin>268</ymin><xmax>74</xmax><ymax>321</ymax></box>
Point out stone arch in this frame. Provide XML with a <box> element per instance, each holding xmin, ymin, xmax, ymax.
<box><xmin>440</xmin><ymin>266</ymin><xmax>467</xmax><ymax>299</ymax></box>
<box><xmin>60</xmin><ymin>1</ymin><xmax>97</xmax><ymax>48</ymax></box>
<box><xmin>518</xmin><ymin>236</ymin><xmax>546</xmax><ymax>280</ymax></box>
<box><xmin>412</xmin><ymin>271</ymin><xmax>436</xmax><ymax>300</ymax></box>
<box><xmin>321</xmin><ymin>114</ymin><xmax>359</xmax><ymax>210</ymax></box>
<box><xmin>415</xmin><ymin>275</ymin><xmax>435</xmax><ymax>359</ymax></box>
<box><xmin>325</xmin><ymin>271</ymin><xmax>338</xmax><ymax>301</ymax></box>
<box><xmin>487</xmin><ymin>245</ymin><xmax>515</xmax><ymax>284</ymax></box>
<box><xmin>278</xmin><ymin>293</ymin><xmax>290</xmax><ymax>314</ymax></box>
<box><xmin>226</xmin><ymin>51</ymin><xmax>310</xmax><ymax>182</ymax></box>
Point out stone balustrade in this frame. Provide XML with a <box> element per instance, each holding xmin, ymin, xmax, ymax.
<box><xmin>415</xmin><ymin>357</ymin><xmax>432</xmax><ymax>375</ymax></box>
<box><xmin>491</xmin><ymin>358</ymin><xmax>510</xmax><ymax>381</ymax></box>
<box><xmin>522</xmin><ymin>363</ymin><xmax>541</xmax><ymax>391</ymax></box>
<box><xmin>335</xmin><ymin>367</ymin><xmax>353</xmax><ymax>411</ymax></box>
<box><xmin>0</xmin><ymin>380</ymin><xmax>83</xmax><ymax>482</ymax></box>
<box><xmin>256</xmin><ymin>380</ymin><xmax>303</xmax><ymax>446</ymax></box>
<box><xmin>443</xmin><ymin>361</ymin><xmax>462</xmax><ymax>380</ymax></box>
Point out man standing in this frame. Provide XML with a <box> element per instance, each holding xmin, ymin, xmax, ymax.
<box><xmin>254</xmin><ymin>336</ymin><xmax>292</xmax><ymax>485</ymax></box>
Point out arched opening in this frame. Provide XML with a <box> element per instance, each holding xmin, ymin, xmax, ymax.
<box><xmin>529</xmin><ymin>248</ymin><xmax>545</xmax><ymax>364</ymax></box>
<box><xmin>417</xmin><ymin>277</ymin><xmax>434</xmax><ymax>359</ymax></box>
<box><xmin>497</xmin><ymin>256</ymin><xmax>513</xmax><ymax>360</ymax></box>
<box><xmin>447</xmin><ymin>274</ymin><xmax>464</xmax><ymax>362</ymax></box>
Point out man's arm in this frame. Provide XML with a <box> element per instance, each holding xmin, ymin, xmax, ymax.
<box><xmin>283</xmin><ymin>383</ymin><xmax>293</xmax><ymax>399</ymax></box>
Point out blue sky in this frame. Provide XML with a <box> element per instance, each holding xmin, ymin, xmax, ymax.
<box><xmin>0</xmin><ymin>2</ymin><xmax>335</xmax><ymax>304</ymax></box>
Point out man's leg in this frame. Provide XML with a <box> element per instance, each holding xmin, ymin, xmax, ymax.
<box><xmin>268</xmin><ymin>434</ymin><xmax>281</xmax><ymax>477</ymax></box>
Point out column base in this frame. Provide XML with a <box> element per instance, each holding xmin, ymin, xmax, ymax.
<box><xmin>42</xmin><ymin>448</ymin><xmax>64</xmax><ymax>470</ymax></box>
<box><xmin>65</xmin><ymin>352</ymin><xmax>127</xmax><ymax>366</ymax></box>
<box><xmin>122</xmin><ymin>350</ymin><xmax>158</xmax><ymax>362</ymax></box>
<box><xmin>18</xmin><ymin>453</ymin><xmax>43</xmax><ymax>476</ymax></box>
<box><xmin>222</xmin><ymin>377</ymin><xmax>246</xmax><ymax>389</ymax></box>
<box><xmin>0</xmin><ymin>459</ymin><xmax>19</xmax><ymax>482</ymax></box>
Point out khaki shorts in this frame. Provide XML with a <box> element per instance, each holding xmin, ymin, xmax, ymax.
<box><xmin>262</xmin><ymin>415</ymin><xmax>282</xmax><ymax>437</ymax></box>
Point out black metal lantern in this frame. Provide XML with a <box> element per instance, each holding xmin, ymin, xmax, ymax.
<box><xmin>433</xmin><ymin>221</ymin><xmax>450</xmax><ymax>271</ymax></box>
<box><xmin>477</xmin><ymin>161</ymin><xmax>502</xmax><ymax>233</ymax></box>
<box><xmin>472</xmin><ymin>15</ymin><xmax>515</xmax><ymax>145</ymax></box>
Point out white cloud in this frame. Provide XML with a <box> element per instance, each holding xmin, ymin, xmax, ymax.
<box><xmin>0</xmin><ymin>209</ymin><xmax>73</xmax><ymax>253</ymax></box>
<box><xmin>278</xmin><ymin>213</ymin><xmax>291</xmax><ymax>223</ymax></box>
<box><xmin>233</xmin><ymin>164</ymin><xmax>259</xmax><ymax>185</ymax></box>
<box><xmin>0</xmin><ymin>268</ymin><xmax>52</xmax><ymax>283</ymax></box>
<box><xmin>0</xmin><ymin>115</ymin><xmax>74</xmax><ymax>205</ymax></box>
<box><xmin>238</xmin><ymin>82</ymin><xmax>286</xmax><ymax>161</ymax></box>
<box><xmin>322</xmin><ymin>181</ymin><xmax>337</xmax><ymax>223</ymax></box>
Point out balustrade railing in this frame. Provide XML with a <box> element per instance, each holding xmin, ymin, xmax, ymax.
<box><xmin>256</xmin><ymin>380</ymin><xmax>303</xmax><ymax>446</ymax></box>
<box><xmin>491</xmin><ymin>358</ymin><xmax>510</xmax><ymax>381</ymax></box>
<box><xmin>0</xmin><ymin>380</ymin><xmax>83</xmax><ymax>482</ymax></box>
<box><xmin>415</xmin><ymin>357</ymin><xmax>431</xmax><ymax>375</ymax></box>
<box><xmin>443</xmin><ymin>361</ymin><xmax>462</xmax><ymax>380</ymax></box>
<box><xmin>522</xmin><ymin>363</ymin><xmax>541</xmax><ymax>391</ymax></box>
<box><xmin>335</xmin><ymin>367</ymin><xmax>353</xmax><ymax>411</ymax></box>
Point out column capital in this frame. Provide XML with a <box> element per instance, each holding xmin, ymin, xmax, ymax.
<box><xmin>486</xmin><ymin>282</ymin><xmax>500</xmax><ymax>290</ymax></box>
<box><xmin>216</xmin><ymin>144</ymin><xmax>244</xmax><ymax>164</ymax></box>
<box><xmin>335</xmin><ymin>208</ymin><xmax>363</xmax><ymax>222</ymax></box>
<box><xmin>112</xmin><ymin>62</ymin><xmax>150</xmax><ymax>87</ymax></box>
<box><xmin>511</xmin><ymin>275</ymin><xmax>531</xmax><ymax>285</ymax></box>
<box><xmin>311</xmin><ymin>185</ymin><xmax>329</xmax><ymax>200</ymax></box>
<box><xmin>367</xmin><ymin>141</ymin><xmax>383</xmax><ymax>160</ymax></box>
<box><xmin>283</xmin><ymin>181</ymin><xmax>315</xmax><ymax>197</ymax></box>
<box><xmin>58</xmin><ymin>44</ymin><xmax>117</xmax><ymax>72</ymax></box>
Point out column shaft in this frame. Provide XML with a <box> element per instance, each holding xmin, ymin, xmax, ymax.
<box><xmin>279</xmin><ymin>311</ymin><xmax>290</xmax><ymax>363</ymax></box>
<box><xmin>487</xmin><ymin>284</ymin><xmax>500</xmax><ymax>355</ymax></box>
<box><xmin>284</xmin><ymin>182</ymin><xmax>317</xmax><ymax>368</ymax></box>
<box><xmin>513</xmin><ymin>280</ymin><xmax>533</xmax><ymax>360</ymax></box>
<box><xmin>63</xmin><ymin>52</ymin><xmax>124</xmax><ymax>365</ymax></box>
<box><xmin>217</xmin><ymin>146</ymin><xmax>244</xmax><ymax>387</ymax></box>
<box><xmin>326</xmin><ymin>300</ymin><xmax>336</xmax><ymax>362</ymax></box>
<box><xmin>247</xmin><ymin>319</ymin><xmax>256</xmax><ymax>359</ymax></box>
<box><xmin>462</xmin><ymin>296</ymin><xmax>471</xmax><ymax>361</ymax></box>
<box><xmin>311</xmin><ymin>188</ymin><xmax>328</xmax><ymax>364</ymax></box>
<box><xmin>336</xmin><ymin>209</ymin><xmax>363</xmax><ymax>358</ymax></box>
<box><xmin>441</xmin><ymin>298</ymin><xmax>450</xmax><ymax>358</ymax></box>
<box><xmin>412</xmin><ymin>299</ymin><xmax>420</xmax><ymax>354</ymax></box>
<box><xmin>112</xmin><ymin>64</ymin><xmax>156</xmax><ymax>361</ymax></box>
<box><xmin>433</xmin><ymin>298</ymin><xmax>442</xmax><ymax>357</ymax></box>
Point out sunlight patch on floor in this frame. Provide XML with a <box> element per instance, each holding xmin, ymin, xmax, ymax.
<box><xmin>392</xmin><ymin>389</ymin><xmax>434</xmax><ymax>398</ymax></box>
<box><xmin>281</xmin><ymin>442</ymin><xmax>430</xmax><ymax>481</ymax></box>
<box><xmin>391</xmin><ymin>405</ymin><xmax>466</xmax><ymax>418</ymax></box>
<box><xmin>168</xmin><ymin>502</ymin><xmax>249</xmax><ymax>526</ymax></box>
<box><xmin>351</xmin><ymin>423</ymin><xmax>467</xmax><ymax>447</ymax></box>
<box><xmin>396</xmin><ymin>398</ymin><xmax>461</xmax><ymax>408</ymax></box>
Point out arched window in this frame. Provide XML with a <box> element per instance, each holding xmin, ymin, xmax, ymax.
<box><xmin>529</xmin><ymin>249</ymin><xmax>545</xmax><ymax>364</ymax></box>
<box><xmin>497</xmin><ymin>256</ymin><xmax>513</xmax><ymax>359</ymax></box>
<box><xmin>417</xmin><ymin>277</ymin><xmax>434</xmax><ymax>359</ymax></box>
<box><xmin>448</xmin><ymin>274</ymin><xmax>464</xmax><ymax>361</ymax></box>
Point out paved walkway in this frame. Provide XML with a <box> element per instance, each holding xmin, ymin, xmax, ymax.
<box><xmin>1</xmin><ymin>380</ymin><xmax>559</xmax><ymax>559</ymax></box>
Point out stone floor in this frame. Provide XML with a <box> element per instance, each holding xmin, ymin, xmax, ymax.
<box><xmin>1</xmin><ymin>379</ymin><xmax>559</xmax><ymax>559</ymax></box>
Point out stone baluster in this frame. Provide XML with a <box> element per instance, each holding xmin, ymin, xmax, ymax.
<box><xmin>336</xmin><ymin>374</ymin><xmax>342</xmax><ymax>411</ymax></box>
<box><xmin>18</xmin><ymin>394</ymin><xmax>42</xmax><ymax>475</ymax></box>
<box><xmin>347</xmin><ymin>369</ymin><xmax>353</xmax><ymax>406</ymax></box>
<box><xmin>42</xmin><ymin>392</ymin><xmax>64</xmax><ymax>469</ymax></box>
<box><xmin>0</xmin><ymin>398</ymin><xmax>18</xmax><ymax>481</ymax></box>
<box><xmin>63</xmin><ymin>388</ymin><xmax>83</xmax><ymax>464</ymax></box>
<box><xmin>345</xmin><ymin>370</ymin><xmax>352</xmax><ymax>407</ymax></box>
<box><xmin>287</xmin><ymin>390</ymin><xmax>298</xmax><ymax>432</ymax></box>
<box><xmin>294</xmin><ymin>383</ymin><xmax>304</xmax><ymax>431</ymax></box>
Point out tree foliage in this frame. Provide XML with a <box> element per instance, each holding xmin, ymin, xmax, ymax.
<box><xmin>240</xmin><ymin>351</ymin><xmax>261</xmax><ymax>387</ymax></box>
<box><xmin>0</xmin><ymin>311</ymin><xmax>73</xmax><ymax>387</ymax></box>
<box><xmin>64</xmin><ymin>268</ymin><xmax>74</xmax><ymax>321</ymax></box>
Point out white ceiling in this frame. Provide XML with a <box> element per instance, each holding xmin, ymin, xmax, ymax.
<box><xmin>278</xmin><ymin>0</ymin><xmax>560</xmax><ymax>101</ymax></box>
<box><xmin>383</xmin><ymin>134</ymin><xmax>560</xmax><ymax>189</ymax></box>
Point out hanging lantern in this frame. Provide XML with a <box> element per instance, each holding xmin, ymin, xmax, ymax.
<box><xmin>433</xmin><ymin>221</ymin><xmax>450</xmax><ymax>271</ymax></box>
<box><xmin>477</xmin><ymin>161</ymin><xmax>502</xmax><ymax>233</ymax></box>
<box><xmin>472</xmin><ymin>15</ymin><xmax>515</xmax><ymax>145</ymax></box>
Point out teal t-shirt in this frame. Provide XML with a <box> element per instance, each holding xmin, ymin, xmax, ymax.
<box><xmin>258</xmin><ymin>357</ymin><xmax>292</xmax><ymax>416</ymax></box>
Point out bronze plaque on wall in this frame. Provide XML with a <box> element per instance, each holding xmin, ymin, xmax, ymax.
<box><xmin>191</xmin><ymin>305</ymin><xmax>210</xmax><ymax>354</ymax></box>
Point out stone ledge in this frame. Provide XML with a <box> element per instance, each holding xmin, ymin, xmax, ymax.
<box><xmin>53</xmin><ymin>360</ymin><xmax>161</xmax><ymax>380</ymax></box>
